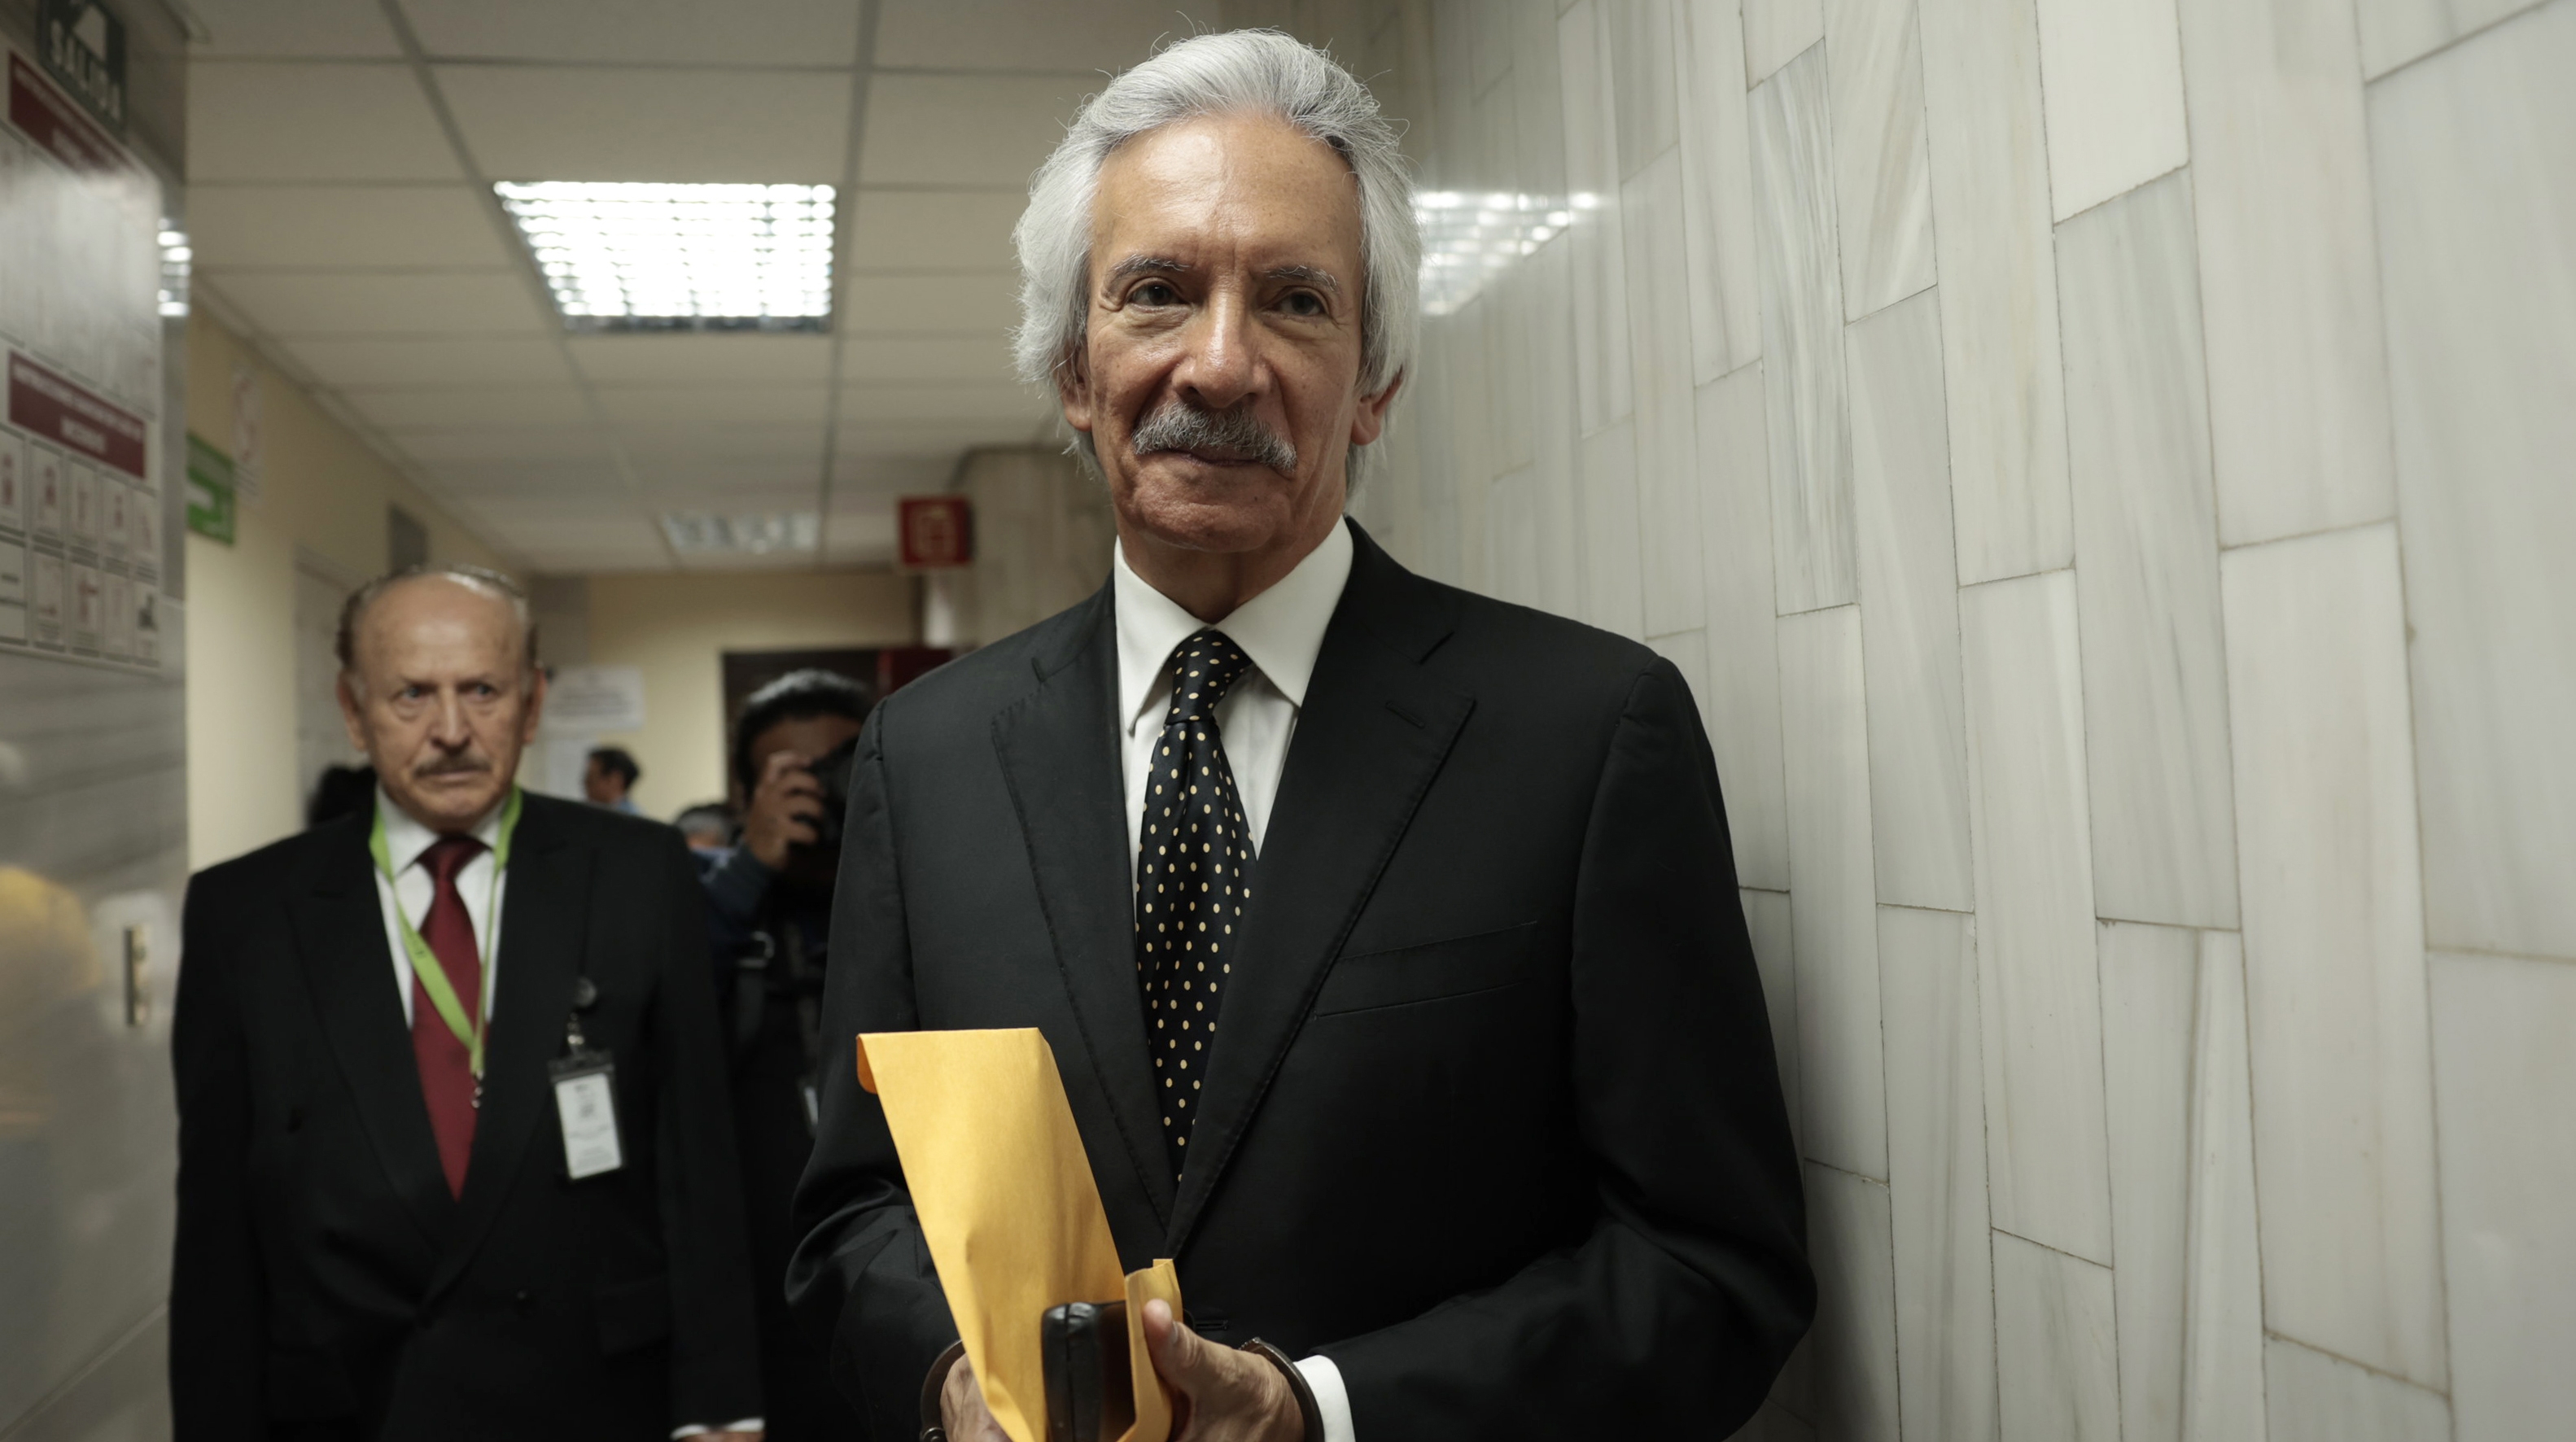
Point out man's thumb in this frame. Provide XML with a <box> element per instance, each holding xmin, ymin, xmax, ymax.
<box><xmin>1142</xmin><ymin>1297</ymin><xmax>1211</xmax><ymax>1390</ymax></box>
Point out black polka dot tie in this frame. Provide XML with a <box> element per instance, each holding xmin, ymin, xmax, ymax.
<box><xmin>1135</xmin><ymin>627</ymin><xmax>1256</xmax><ymax>1182</ymax></box>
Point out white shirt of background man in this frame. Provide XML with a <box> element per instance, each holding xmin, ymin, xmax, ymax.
<box><xmin>1111</xmin><ymin>517</ymin><xmax>1360</xmax><ymax>1442</ymax></box>
<box><xmin>368</xmin><ymin>789</ymin><xmax>760</xmax><ymax>1442</ymax></box>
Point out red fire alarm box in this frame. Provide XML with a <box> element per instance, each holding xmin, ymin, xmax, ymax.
<box><xmin>898</xmin><ymin>496</ymin><xmax>973</xmax><ymax>569</ymax></box>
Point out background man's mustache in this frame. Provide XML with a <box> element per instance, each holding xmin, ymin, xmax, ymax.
<box><xmin>1131</xmin><ymin>399</ymin><xmax>1298</xmax><ymax>472</ymax></box>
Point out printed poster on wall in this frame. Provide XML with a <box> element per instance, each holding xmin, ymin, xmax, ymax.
<box><xmin>0</xmin><ymin>33</ymin><xmax>161</xmax><ymax>670</ymax></box>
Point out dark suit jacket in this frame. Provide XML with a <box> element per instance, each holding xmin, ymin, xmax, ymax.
<box><xmin>172</xmin><ymin>793</ymin><xmax>763</xmax><ymax>1440</ymax></box>
<box><xmin>789</xmin><ymin>522</ymin><xmax>1813</xmax><ymax>1439</ymax></box>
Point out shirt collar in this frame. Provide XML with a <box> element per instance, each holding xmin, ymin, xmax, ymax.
<box><xmin>374</xmin><ymin>784</ymin><xmax>507</xmax><ymax>873</ymax></box>
<box><xmin>1113</xmin><ymin>517</ymin><xmax>1354</xmax><ymax>732</ymax></box>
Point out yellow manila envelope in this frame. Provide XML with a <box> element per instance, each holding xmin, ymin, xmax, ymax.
<box><xmin>859</xmin><ymin>1028</ymin><xmax>1179</xmax><ymax>1442</ymax></box>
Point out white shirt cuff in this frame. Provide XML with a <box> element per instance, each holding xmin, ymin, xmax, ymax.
<box><xmin>1296</xmin><ymin>1355</ymin><xmax>1356</xmax><ymax>1442</ymax></box>
<box><xmin>670</xmin><ymin>1420</ymin><xmax>762</xmax><ymax>1438</ymax></box>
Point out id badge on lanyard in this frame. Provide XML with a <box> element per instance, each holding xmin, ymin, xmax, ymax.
<box><xmin>550</xmin><ymin>977</ymin><xmax>623</xmax><ymax>1179</ymax></box>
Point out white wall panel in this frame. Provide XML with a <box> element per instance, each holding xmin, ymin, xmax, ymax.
<box><xmin>1848</xmin><ymin>289</ymin><xmax>1973</xmax><ymax>912</ymax></box>
<box><xmin>1916</xmin><ymin>0</ymin><xmax>2072</xmax><ymax>585</ymax></box>
<box><xmin>2429</xmin><ymin>950</ymin><xmax>2576</xmax><ymax>1440</ymax></box>
<box><xmin>2220</xmin><ymin>522</ymin><xmax>2446</xmax><ymax>1389</ymax></box>
<box><xmin>1749</xmin><ymin>46</ymin><xmax>1858</xmax><ymax>614</ymax></box>
<box><xmin>1778</xmin><ymin>605</ymin><xmax>1886</xmax><ymax>1178</ymax></box>
<box><xmin>1879</xmin><ymin>904</ymin><xmax>1998</xmax><ymax>1442</ymax></box>
<box><xmin>2368</xmin><ymin>1</ymin><xmax>2576</xmax><ymax>962</ymax></box>
<box><xmin>1696</xmin><ymin>368</ymin><xmax>1794</xmax><ymax>889</ymax></box>
<box><xmin>1961</xmin><ymin>570</ymin><xmax>2110</xmax><ymax>1264</ymax></box>
<box><xmin>2174</xmin><ymin>0</ymin><xmax>2396</xmax><ymax>546</ymax></box>
<box><xmin>2056</xmin><ymin>169</ymin><xmax>2238</xmax><ymax>929</ymax></box>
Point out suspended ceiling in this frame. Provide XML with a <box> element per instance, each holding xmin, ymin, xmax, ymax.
<box><xmin>182</xmin><ymin>0</ymin><xmax>1226</xmax><ymax>572</ymax></box>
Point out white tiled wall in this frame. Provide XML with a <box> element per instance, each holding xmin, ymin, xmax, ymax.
<box><xmin>1233</xmin><ymin>0</ymin><xmax>2575</xmax><ymax>1433</ymax></box>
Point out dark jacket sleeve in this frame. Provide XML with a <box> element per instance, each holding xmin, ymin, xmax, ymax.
<box><xmin>1315</xmin><ymin>661</ymin><xmax>1814</xmax><ymax>1436</ymax></box>
<box><xmin>785</xmin><ymin>705</ymin><xmax>960</xmax><ymax>1441</ymax></box>
<box><xmin>644</xmin><ymin>829</ymin><xmax>768</xmax><ymax>1429</ymax></box>
<box><xmin>170</xmin><ymin>867</ymin><xmax>267</xmax><ymax>1439</ymax></box>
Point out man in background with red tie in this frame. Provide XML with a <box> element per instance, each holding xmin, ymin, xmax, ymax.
<box><xmin>172</xmin><ymin>563</ymin><xmax>764</xmax><ymax>1442</ymax></box>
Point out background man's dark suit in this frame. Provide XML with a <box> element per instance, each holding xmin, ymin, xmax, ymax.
<box><xmin>789</xmin><ymin>522</ymin><xmax>1813</xmax><ymax>1439</ymax></box>
<box><xmin>173</xmin><ymin>793</ymin><xmax>763</xmax><ymax>1440</ymax></box>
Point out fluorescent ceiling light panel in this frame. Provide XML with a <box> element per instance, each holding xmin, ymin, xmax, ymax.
<box><xmin>496</xmin><ymin>181</ymin><xmax>835</xmax><ymax>333</ymax></box>
<box><xmin>660</xmin><ymin>511</ymin><xmax>820</xmax><ymax>556</ymax></box>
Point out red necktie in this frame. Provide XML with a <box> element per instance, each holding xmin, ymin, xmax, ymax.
<box><xmin>413</xmin><ymin>834</ymin><xmax>488</xmax><ymax>1198</ymax></box>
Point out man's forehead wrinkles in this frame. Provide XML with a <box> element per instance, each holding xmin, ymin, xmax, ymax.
<box><xmin>1107</xmin><ymin>255</ymin><xmax>1195</xmax><ymax>282</ymax></box>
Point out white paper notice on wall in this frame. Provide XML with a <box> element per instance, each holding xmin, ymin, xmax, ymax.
<box><xmin>543</xmin><ymin>664</ymin><xmax>646</xmax><ymax>732</ymax></box>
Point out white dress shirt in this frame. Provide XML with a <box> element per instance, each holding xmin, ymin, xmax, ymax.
<box><xmin>369</xmin><ymin>789</ymin><xmax>759</xmax><ymax>1440</ymax></box>
<box><xmin>371</xmin><ymin>788</ymin><xmax>509</xmax><ymax>1031</ymax></box>
<box><xmin>1111</xmin><ymin>520</ymin><xmax>1361</xmax><ymax>1442</ymax></box>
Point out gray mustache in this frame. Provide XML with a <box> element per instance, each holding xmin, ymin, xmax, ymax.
<box><xmin>1131</xmin><ymin>399</ymin><xmax>1298</xmax><ymax>472</ymax></box>
<box><xmin>415</xmin><ymin>756</ymin><xmax>490</xmax><ymax>778</ymax></box>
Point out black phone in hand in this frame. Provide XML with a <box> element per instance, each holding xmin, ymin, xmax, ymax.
<box><xmin>1040</xmin><ymin>1300</ymin><xmax>1135</xmax><ymax>1442</ymax></box>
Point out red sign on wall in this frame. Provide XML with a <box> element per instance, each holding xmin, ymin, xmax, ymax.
<box><xmin>10</xmin><ymin>352</ymin><xmax>147</xmax><ymax>478</ymax></box>
<box><xmin>8</xmin><ymin>53</ymin><xmax>120</xmax><ymax>173</ymax></box>
<box><xmin>898</xmin><ymin>496</ymin><xmax>973</xmax><ymax>570</ymax></box>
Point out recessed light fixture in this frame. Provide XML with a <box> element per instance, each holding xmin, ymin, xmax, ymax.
<box><xmin>1414</xmin><ymin>190</ymin><xmax>1585</xmax><ymax>317</ymax></box>
<box><xmin>660</xmin><ymin>511</ymin><xmax>820</xmax><ymax>556</ymax></box>
<box><xmin>495</xmin><ymin>181</ymin><xmax>836</xmax><ymax>333</ymax></box>
<box><xmin>158</xmin><ymin>223</ymin><xmax>190</xmax><ymax>318</ymax></box>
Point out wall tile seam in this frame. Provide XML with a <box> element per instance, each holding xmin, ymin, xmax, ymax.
<box><xmin>2384</xmin><ymin>478</ymin><xmax>2461</xmax><ymax>1399</ymax></box>
<box><xmin>1989</xmin><ymin>1221</ymin><xmax>2113</xmax><ymax>1274</ymax></box>
<box><xmin>1805</xmin><ymin>1153</ymin><xmax>1894</xmax><ymax>1190</ymax></box>
<box><xmin>1878</xmin><ymin>900</ymin><xmax>1970</xmax><ymax>917</ymax></box>
<box><xmin>2263</xmin><ymin>1328</ymin><xmax>2454</xmax><ymax>1401</ymax></box>
<box><xmin>2047</xmin><ymin>158</ymin><xmax>2191</xmax><ymax>232</ymax></box>
<box><xmin>2423</xmin><ymin>942</ymin><xmax>2576</xmax><ymax>969</ymax></box>
<box><xmin>2356</xmin><ymin>0</ymin><xmax>2552</xmax><ymax>85</ymax></box>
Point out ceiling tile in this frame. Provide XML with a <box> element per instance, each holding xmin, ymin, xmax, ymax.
<box><xmin>837</xmin><ymin>418</ymin><xmax>1051</xmax><ymax>458</ymax></box>
<box><xmin>613</xmin><ymin>422</ymin><xmax>831</xmax><ymax>460</ymax></box>
<box><xmin>568</xmin><ymin>333</ymin><xmax>833</xmax><ymax>386</ymax></box>
<box><xmin>832</xmin><ymin>452</ymin><xmax>954</xmax><ymax>492</ymax></box>
<box><xmin>426</xmin><ymin>458</ymin><xmax>627</xmax><ymax>495</ymax></box>
<box><xmin>846</xmin><ymin>189</ymin><xmax>1024</xmax><ymax>272</ymax></box>
<box><xmin>344</xmin><ymin>385</ymin><xmax>594</xmax><ymax>430</ymax></box>
<box><xmin>190</xmin><ymin>62</ymin><xmax>462</xmax><ymax>182</ymax></box>
<box><xmin>190</xmin><ymin>185</ymin><xmax>517</xmax><ymax>271</ymax></box>
<box><xmin>396</xmin><ymin>429</ymin><xmax>618</xmax><ymax>461</ymax></box>
<box><xmin>282</xmin><ymin>336</ymin><xmax>575</xmax><ymax>387</ymax></box>
<box><xmin>593</xmin><ymin>383</ymin><xmax>832</xmax><ymax>426</ymax></box>
<box><xmin>189</xmin><ymin>0</ymin><xmax>404</xmax><ymax>58</ymax></box>
<box><xmin>627</xmin><ymin>452</ymin><xmax>822</xmax><ymax>490</ymax></box>
<box><xmin>857</xmin><ymin>72</ymin><xmax>1086</xmax><ymax>188</ymax></box>
<box><xmin>873</xmin><ymin>0</ymin><xmax>1179</xmax><ymax>73</ymax></box>
<box><xmin>839</xmin><ymin>382</ymin><xmax>1051</xmax><ymax>425</ymax></box>
<box><xmin>405</xmin><ymin>0</ymin><xmax>860</xmax><ymax>65</ymax></box>
<box><xmin>839</xmin><ymin>334</ymin><xmax>1019</xmax><ymax>384</ymax></box>
<box><xmin>438</xmin><ymin>65</ymin><xmax>851</xmax><ymax>183</ymax></box>
<box><xmin>841</xmin><ymin>273</ymin><xmax>1020</xmax><ymax>334</ymax></box>
<box><xmin>208</xmin><ymin>271</ymin><xmax>549</xmax><ymax>335</ymax></box>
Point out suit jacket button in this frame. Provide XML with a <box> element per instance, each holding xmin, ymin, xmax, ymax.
<box><xmin>513</xmin><ymin>1289</ymin><xmax>536</xmax><ymax>1318</ymax></box>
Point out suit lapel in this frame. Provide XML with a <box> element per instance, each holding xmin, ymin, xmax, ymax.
<box><xmin>291</xmin><ymin>818</ymin><xmax>456</xmax><ymax>1246</ymax></box>
<box><xmin>1166</xmin><ymin>527</ymin><xmax>1475</xmax><ymax>1251</ymax></box>
<box><xmin>426</xmin><ymin>796</ymin><xmax>589</xmax><ymax>1300</ymax></box>
<box><xmin>991</xmin><ymin>586</ymin><xmax>1181</xmax><ymax>1235</ymax></box>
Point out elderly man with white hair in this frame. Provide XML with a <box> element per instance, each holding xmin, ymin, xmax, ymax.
<box><xmin>789</xmin><ymin>30</ymin><xmax>1812</xmax><ymax>1442</ymax></box>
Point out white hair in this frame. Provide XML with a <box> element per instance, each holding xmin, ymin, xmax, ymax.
<box><xmin>1012</xmin><ymin>28</ymin><xmax>1419</xmax><ymax>408</ymax></box>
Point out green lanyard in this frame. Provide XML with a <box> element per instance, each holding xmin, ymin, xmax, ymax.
<box><xmin>370</xmin><ymin>787</ymin><xmax>523</xmax><ymax>1080</ymax></box>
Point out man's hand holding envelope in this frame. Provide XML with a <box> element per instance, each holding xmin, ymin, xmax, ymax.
<box><xmin>859</xmin><ymin>1029</ymin><xmax>1309</xmax><ymax>1442</ymax></box>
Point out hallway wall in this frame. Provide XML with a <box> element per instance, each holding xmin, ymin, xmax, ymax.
<box><xmin>1241</xmin><ymin>0</ymin><xmax>2576</xmax><ymax>1435</ymax></box>
<box><xmin>580</xmin><ymin>569</ymin><xmax>918</xmax><ymax>819</ymax></box>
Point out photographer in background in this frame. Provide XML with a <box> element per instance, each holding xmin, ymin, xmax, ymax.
<box><xmin>699</xmin><ymin>669</ymin><xmax>868</xmax><ymax>1442</ymax></box>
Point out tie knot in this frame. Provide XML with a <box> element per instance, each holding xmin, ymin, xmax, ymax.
<box><xmin>1164</xmin><ymin>628</ymin><xmax>1254</xmax><ymax>723</ymax></box>
<box><xmin>422</xmin><ymin>833</ymin><xmax>486</xmax><ymax>888</ymax></box>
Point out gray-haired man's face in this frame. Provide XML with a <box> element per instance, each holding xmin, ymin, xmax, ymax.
<box><xmin>1061</xmin><ymin>111</ymin><xmax>1400</xmax><ymax>574</ymax></box>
